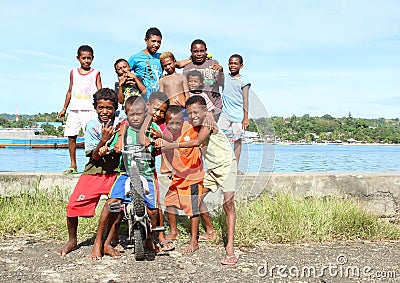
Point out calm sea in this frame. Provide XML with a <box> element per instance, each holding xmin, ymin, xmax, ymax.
<box><xmin>0</xmin><ymin>144</ymin><xmax>399</xmax><ymax>173</ymax></box>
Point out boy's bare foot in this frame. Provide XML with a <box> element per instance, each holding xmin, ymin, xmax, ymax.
<box><xmin>103</xmin><ymin>244</ymin><xmax>122</xmax><ymax>258</ymax></box>
<box><xmin>145</xmin><ymin>238</ymin><xmax>160</xmax><ymax>252</ymax></box>
<box><xmin>164</xmin><ymin>232</ymin><xmax>178</xmax><ymax>241</ymax></box>
<box><xmin>57</xmin><ymin>240</ymin><xmax>77</xmax><ymax>256</ymax></box>
<box><xmin>183</xmin><ymin>242</ymin><xmax>199</xmax><ymax>253</ymax></box>
<box><xmin>225</xmin><ymin>244</ymin><xmax>235</xmax><ymax>257</ymax></box>
<box><xmin>89</xmin><ymin>243</ymin><xmax>103</xmax><ymax>260</ymax></box>
<box><xmin>112</xmin><ymin>244</ymin><xmax>124</xmax><ymax>253</ymax></box>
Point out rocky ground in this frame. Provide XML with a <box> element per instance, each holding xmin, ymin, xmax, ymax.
<box><xmin>0</xmin><ymin>235</ymin><xmax>399</xmax><ymax>283</ymax></box>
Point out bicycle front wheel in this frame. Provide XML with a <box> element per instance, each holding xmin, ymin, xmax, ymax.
<box><xmin>133</xmin><ymin>224</ymin><xmax>146</xmax><ymax>261</ymax></box>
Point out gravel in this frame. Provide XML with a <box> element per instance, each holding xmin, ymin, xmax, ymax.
<box><xmin>0</xmin><ymin>236</ymin><xmax>399</xmax><ymax>283</ymax></box>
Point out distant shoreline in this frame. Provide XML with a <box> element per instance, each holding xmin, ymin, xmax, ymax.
<box><xmin>266</xmin><ymin>142</ymin><xmax>400</xmax><ymax>146</ymax></box>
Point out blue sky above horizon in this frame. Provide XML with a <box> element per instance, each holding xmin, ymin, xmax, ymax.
<box><xmin>1</xmin><ymin>0</ymin><xmax>399</xmax><ymax>119</ymax></box>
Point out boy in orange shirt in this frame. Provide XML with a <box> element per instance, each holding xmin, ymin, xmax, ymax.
<box><xmin>162</xmin><ymin>105</ymin><xmax>204</xmax><ymax>253</ymax></box>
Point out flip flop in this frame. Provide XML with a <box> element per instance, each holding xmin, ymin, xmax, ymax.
<box><xmin>198</xmin><ymin>230</ymin><xmax>216</xmax><ymax>242</ymax></box>
<box><xmin>158</xmin><ymin>240</ymin><xmax>175</xmax><ymax>252</ymax></box>
<box><xmin>221</xmin><ymin>253</ymin><xmax>239</xmax><ymax>265</ymax></box>
<box><xmin>63</xmin><ymin>167</ymin><xmax>78</xmax><ymax>175</ymax></box>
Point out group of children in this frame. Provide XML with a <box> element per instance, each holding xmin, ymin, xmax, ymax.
<box><xmin>57</xmin><ymin>27</ymin><xmax>251</xmax><ymax>266</ymax></box>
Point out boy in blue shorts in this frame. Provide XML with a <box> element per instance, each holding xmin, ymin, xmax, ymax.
<box><xmin>90</xmin><ymin>96</ymin><xmax>162</xmax><ymax>259</ymax></box>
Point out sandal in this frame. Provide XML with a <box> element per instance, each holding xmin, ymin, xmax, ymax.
<box><xmin>221</xmin><ymin>253</ymin><xmax>239</xmax><ymax>265</ymax></box>
<box><xmin>198</xmin><ymin>230</ymin><xmax>217</xmax><ymax>242</ymax></box>
<box><xmin>158</xmin><ymin>240</ymin><xmax>175</xmax><ymax>252</ymax></box>
<box><xmin>63</xmin><ymin>167</ymin><xmax>78</xmax><ymax>175</ymax></box>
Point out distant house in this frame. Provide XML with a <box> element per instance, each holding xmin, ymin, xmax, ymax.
<box><xmin>35</xmin><ymin>122</ymin><xmax>63</xmax><ymax>128</ymax></box>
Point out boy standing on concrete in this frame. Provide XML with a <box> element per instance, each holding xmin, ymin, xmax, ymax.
<box><xmin>218</xmin><ymin>54</ymin><xmax>251</xmax><ymax>175</ymax></box>
<box><xmin>58</xmin><ymin>45</ymin><xmax>102</xmax><ymax>174</ymax></box>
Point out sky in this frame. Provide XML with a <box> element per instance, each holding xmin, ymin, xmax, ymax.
<box><xmin>0</xmin><ymin>0</ymin><xmax>399</xmax><ymax>119</ymax></box>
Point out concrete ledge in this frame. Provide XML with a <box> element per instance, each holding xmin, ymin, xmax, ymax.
<box><xmin>0</xmin><ymin>172</ymin><xmax>399</xmax><ymax>217</ymax></box>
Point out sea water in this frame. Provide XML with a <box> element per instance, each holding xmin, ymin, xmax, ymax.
<box><xmin>0</xmin><ymin>144</ymin><xmax>399</xmax><ymax>173</ymax></box>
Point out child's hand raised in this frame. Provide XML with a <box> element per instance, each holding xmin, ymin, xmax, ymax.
<box><xmin>202</xmin><ymin>112</ymin><xmax>216</xmax><ymax>131</ymax></box>
<box><xmin>147</xmin><ymin>128</ymin><xmax>162</xmax><ymax>140</ymax></box>
<box><xmin>124</xmin><ymin>72</ymin><xmax>136</xmax><ymax>86</ymax></box>
<box><xmin>154</xmin><ymin>138</ymin><xmax>163</xmax><ymax>148</ymax></box>
<box><xmin>209</xmin><ymin>64</ymin><xmax>223</xmax><ymax>72</ymax></box>
<box><xmin>98</xmin><ymin>145</ymin><xmax>110</xmax><ymax>156</ymax></box>
<box><xmin>154</xmin><ymin>138</ymin><xmax>175</xmax><ymax>150</ymax></box>
<box><xmin>100</xmin><ymin>120</ymin><xmax>116</xmax><ymax>143</ymax></box>
<box><xmin>174</xmin><ymin>98</ymin><xmax>185</xmax><ymax>108</ymax></box>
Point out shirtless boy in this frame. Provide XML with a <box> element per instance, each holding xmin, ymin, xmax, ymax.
<box><xmin>159</xmin><ymin>52</ymin><xmax>189</xmax><ymax>108</ymax></box>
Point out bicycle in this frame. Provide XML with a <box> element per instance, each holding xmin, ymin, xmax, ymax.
<box><xmin>119</xmin><ymin>144</ymin><xmax>165</xmax><ymax>260</ymax></box>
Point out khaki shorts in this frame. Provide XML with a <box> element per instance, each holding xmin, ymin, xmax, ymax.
<box><xmin>64</xmin><ymin>110</ymin><xmax>96</xmax><ymax>137</ymax></box>
<box><xmin>217</xmin><ymin>113</ymin><xmax>245</xmax><ymax>141</ymax></box>
<box><xmin>203</xmin><ymin>159</ymin><xmax>237</xmax><ymax>193</ymax></box>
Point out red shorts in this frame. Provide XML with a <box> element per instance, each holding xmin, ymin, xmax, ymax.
<box><xmin>164</xmin><ymin>182</ymin><xmax>203</xmax><ymax>217</ymax></box>
<box><xmin>66</xmin><ymin>173</ymin><xmax>117</xmax><ymax>217</ymax></box>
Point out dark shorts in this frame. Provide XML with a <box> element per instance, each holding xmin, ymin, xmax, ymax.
<box><xmin>164</xmin><ymin>182</ymin><xmax>204</xmax><ymax>217</ymax></box>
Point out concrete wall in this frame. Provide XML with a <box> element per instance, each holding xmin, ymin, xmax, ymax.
<box><xmin>0</xmin><ymin>172</ymin><xmax>399</xmax><ymax>217</ymax></box>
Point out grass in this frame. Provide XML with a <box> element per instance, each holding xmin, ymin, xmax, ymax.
<box><xmin>232</xmin><ymin>193</ymin><xmax>400</xmax><ymax>246</ymax></box>
<box><xmin>0</xmin><ymin>188</ymin><xmax>100</xmax><ymax>241</ymax></box>
<box><xmin>1</xmin><ymin>189</ymin><xmax>399</xmax><ymax>246</ymax></box>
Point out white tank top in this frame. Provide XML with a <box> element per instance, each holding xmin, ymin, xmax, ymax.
<box><xmin>69</xmin><ymin>68</ymin><xmax>99</xmax><ymax>110</ymax></box>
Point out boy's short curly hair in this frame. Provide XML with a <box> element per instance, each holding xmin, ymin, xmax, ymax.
<box><xmin>93</xmin><ymin>88</ymin><xmax>118</xmax><ymax>110</ymax></box>
<box><xmin>145</xmin><ymin>27</ymin><xmax>162</xmax><ymax>39</ymax></box>
<box><xmin>114</xmin><ymin>58</ymin><xmax>129</xmax><ymax>71</ymax></box>
<box><xmin>190</xmin><ymin>39</ymin><xmax>206</xmax><ymax>50</ymax></box>
<box><xmin>186</xmin><ymin>70</ymin><xmax>204</xmax><ymax>82</ymax></box>
<box><xmin>160</xmin><ymin>51</ymin><xmax>175</xmax><ymax>62</ymax></box>
<box><xmin>149</xmin><ymin>91</ymin><xmax>170</xmax><ymax>107</ymax></box>
<box><xmin>166</xmin><ymin>105</ymin><xmax>184</xmax><ymax>118</ymax></box>
<box><xmin>125</xmin><ymin>96</ymin><xmax>146</xmax><ymax>112</ymax></box>
<box><xmin>77</xmin><ymin>45</ymin><xmax>94</xmax><ymax>57</ymax></box>
<box><xmin>230</xmin><ymin>54</ymin><xmax>243</xmax><ymax>64</ymax></box>
<box><xmin>185</xmin><ymin>95</ymin><xmax>207</xmax><ymax>108</ymax></box>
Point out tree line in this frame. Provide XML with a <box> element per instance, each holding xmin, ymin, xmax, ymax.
<box><xmin>0</xmin><ymin>112</ymin><xmax>65</xmax><ymax>137</ymax></box>
<box><xmin>248</xmin><ymin>113</ymin><xmax>400</xmax><ymax>144</ymax></box>
<box><xmin>1</xmin><ymin>112</ymin><xmax>400</xmax><ymax>143</ymax></box>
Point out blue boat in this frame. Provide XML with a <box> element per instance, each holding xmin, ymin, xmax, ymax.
<box><xmin>0</xmin><ymin>128</ymin><xmax>84</xmax><ymax>149</ymax></box>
